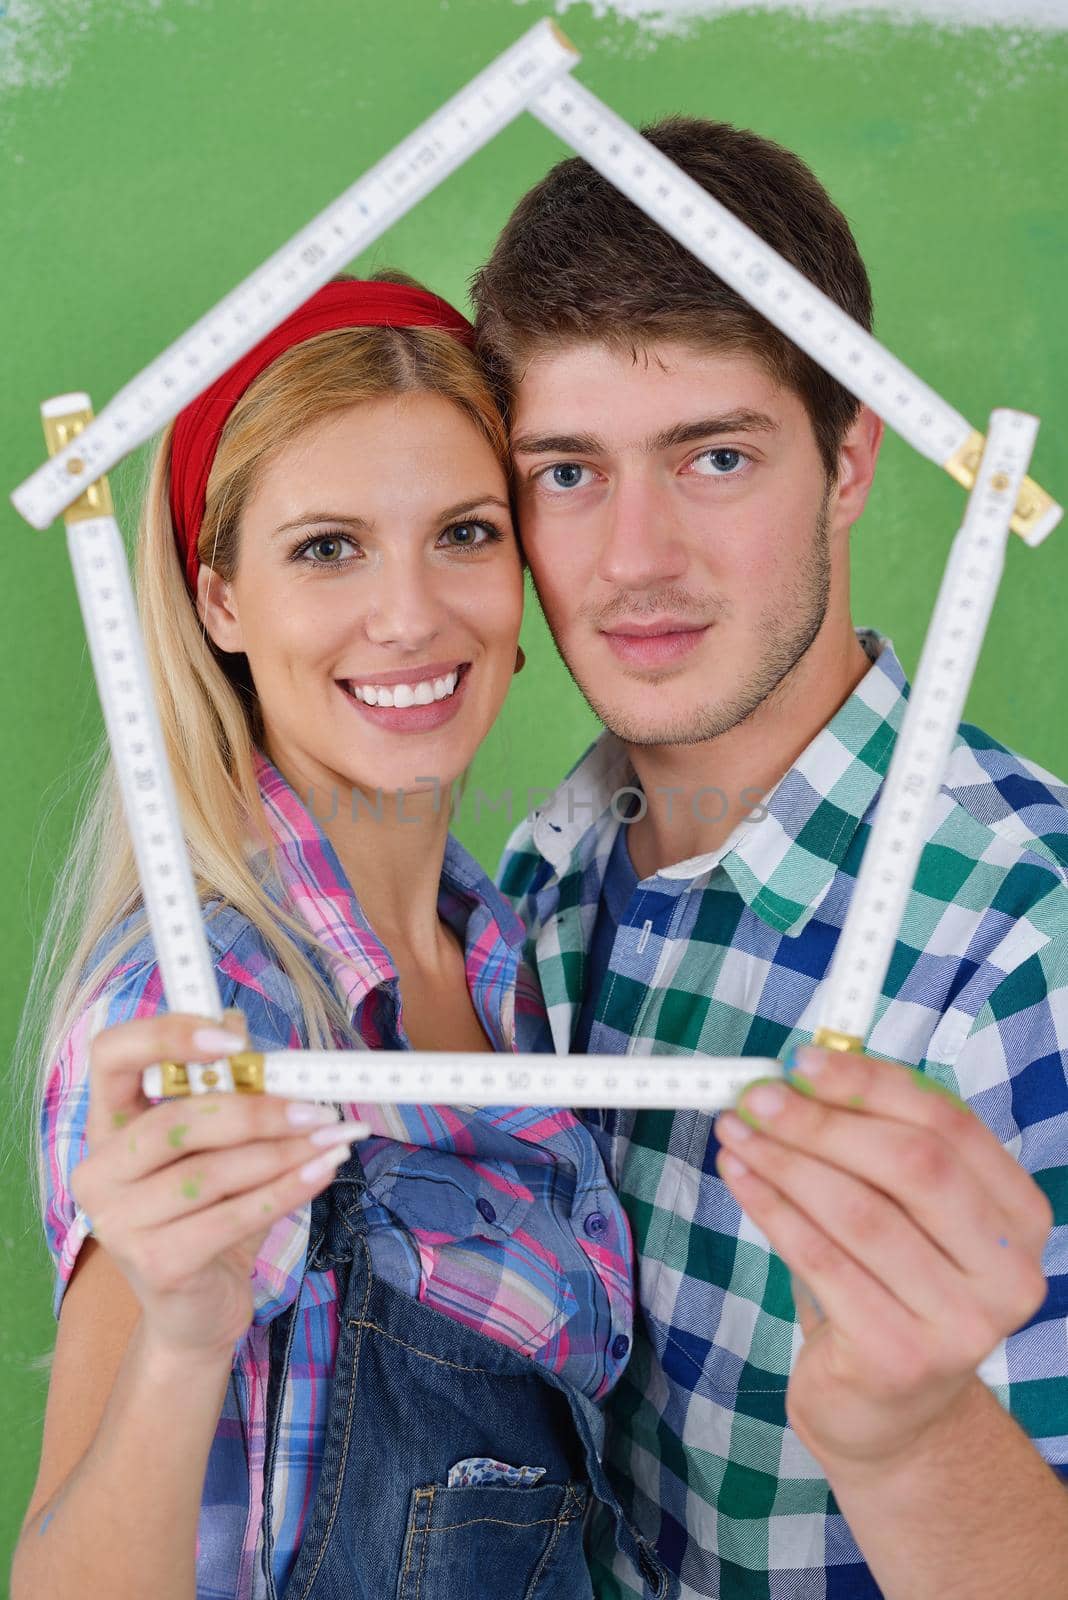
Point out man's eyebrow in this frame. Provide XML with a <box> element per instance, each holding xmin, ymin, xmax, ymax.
<box><xmin>511</xmin><ymin>411</ymin><xmax>779</xmax><ymax>458</ymax></box>
<box><xmin>511</xmin><ymin>432</ymin><xmax>603</xmax><ymax>457</ymax></box>
<box><xmin>648</xmin><ymin>411</ymin><xmax>779</xmax><ymax>451</ymax></box>
<box><xmin>271</xmin><ymin>495</ymin><xmax>510</xmax><ymax>538</ymax></box>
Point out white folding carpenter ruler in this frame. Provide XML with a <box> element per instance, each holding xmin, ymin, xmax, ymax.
<box><xmin>14</xmin><ymin>20</ymin><xmax>1055</xmax><ymax>1108</ymax></box>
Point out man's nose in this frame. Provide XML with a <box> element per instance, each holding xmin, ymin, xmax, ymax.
<box><xmin>594</xmin><ymin>474</ymin><xmax>688</xmax><ymax>590</ymax></box>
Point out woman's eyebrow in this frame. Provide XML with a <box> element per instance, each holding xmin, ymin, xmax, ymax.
<box><xmin>435</xmin><ymin>494</ymin><xmax>512</xmax><ymax>522</ymax></box>
<box><xmin>271</xmin><ymin>511</ymin><xmax>372</xmax><ymax>538</ymax></box>
<box><xmin>272</xmin><ymin>495</ymin><xmax>511</xmax><ymax>538</ymax></box>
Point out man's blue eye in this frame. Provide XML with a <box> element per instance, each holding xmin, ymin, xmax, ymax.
<box><xmin>551</xmin><ymin>464</ymin><xmax>585</xmax><ymax>489</ymax></box>
<box><xmin>694</xmin><ymin>448</ymin><xmax>744</xmax><ymax>474</ymax></box>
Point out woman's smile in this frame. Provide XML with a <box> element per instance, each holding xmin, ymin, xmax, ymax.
<box><xmin>336</xmin><ymin>661</ymin><xmax>472</xmax><ymax>733</ymax></box>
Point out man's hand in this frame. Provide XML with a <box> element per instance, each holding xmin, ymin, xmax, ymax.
<box><xmin>713</xmin><ymin>1045</ymin><xmax>1053</xmax><ymax>1472</ymax></box>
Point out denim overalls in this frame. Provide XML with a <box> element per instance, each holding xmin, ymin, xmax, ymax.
<box><xmin>259</xmin><ymin>1143</ymin><xmax>675</xmax><ymax>1600</ymax></box>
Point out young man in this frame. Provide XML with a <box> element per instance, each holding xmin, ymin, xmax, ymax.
<box><xmin>471</xmin><ymin>119</ymin><xmax>1068</xmax><ymax>1599</ymax></box>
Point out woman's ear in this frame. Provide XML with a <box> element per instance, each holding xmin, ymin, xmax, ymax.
<box><xmin>196</xmin><ymin>565</ymin><xmax>244</xmax><ymax>653</ymax></box>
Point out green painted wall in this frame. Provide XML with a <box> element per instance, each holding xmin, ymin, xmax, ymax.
<box><xmin>2</xmin><ymin>0</ymin><xmax>1064</xmax><ymax>1578</ymax></box>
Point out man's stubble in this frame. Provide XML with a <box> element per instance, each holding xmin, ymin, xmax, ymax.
<box><xmin>540</xmin><ymin>490</ymin><xmax>833</xmax><ymax>749</ymax></box>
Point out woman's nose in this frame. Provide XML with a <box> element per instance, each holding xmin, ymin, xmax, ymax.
<box><xmin>361</xmin><ymin>560</ymin><xmax>445</xmax><ymax>651</ymax></box>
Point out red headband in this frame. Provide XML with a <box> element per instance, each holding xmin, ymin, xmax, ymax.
<box><xmin>168</xmin><ymin>278</ymin><xmax>476</xmax><ymax>595</ymax></box>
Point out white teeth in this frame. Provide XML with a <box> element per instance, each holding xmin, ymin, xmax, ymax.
<box><xmin>346</xmin><ymin>669</ymin><xmax>463</xmax><ymax>708</ymax></box>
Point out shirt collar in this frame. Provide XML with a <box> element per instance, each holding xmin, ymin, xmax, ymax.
<box><xmin>531</xmin><ymin>628</ymin><xmax>909</xmax><ymax>938</ymax></box>
<box><xmin>247</xmin><ymin>752</ymin><xmax>526</xmax><ymax>1021</ymax></box>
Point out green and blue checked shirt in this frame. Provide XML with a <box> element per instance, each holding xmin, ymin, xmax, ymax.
<box><xmin>498</xmin><ymin>628</ymin><xmax>1068</xmax><ymax>1600</ymax></box>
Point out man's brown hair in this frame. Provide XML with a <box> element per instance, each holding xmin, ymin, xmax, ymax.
<box><xmin>470</xmin><ymin>116</ymin><xmax>873</xmax><ymax>479</ymax></box>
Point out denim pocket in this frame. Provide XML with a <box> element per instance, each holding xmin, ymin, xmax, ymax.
<box><xmin>397</xmin><ymin>1480</ymin><xmax>591</xmax><ymax>1600</ymax></box>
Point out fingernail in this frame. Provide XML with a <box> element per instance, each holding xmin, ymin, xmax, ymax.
<box><xmin>308</xmin><ymin>1121</ymin><xmax>370</xmax><ymax>1146</ymax></box>
<box><xmin>718</xmin><ymin>1151</ymin><xmax>750</xmax><ymax>1178</ymax></box>
<box><xmin>741</xmin><ymin>1081</ymin><xmax>787</xmax><ymax>1118</ymax></box>
<box><xmin>286</xmin><ymin>1100</ymin><xmax>339</xmax><ymax>1127</ymax></box>
<box><xmin>300</xmin><ymin>1146</ymin><xmax>351</xmax><ymax>1182</ymax></box>
<box><xmin>784</xmin><ymin>1043</ymin><xmax>825</xmax><ymax>1079</ymax></box>
<box><xmin>716</xmin><ymin>1111</ymin><xmax>753</xmax><ymax>1142</ymax></box>
<box><xmin>192</xmin><ymin>1026</ymin><xmax>248</xmax><ymax>1055</ymax></box>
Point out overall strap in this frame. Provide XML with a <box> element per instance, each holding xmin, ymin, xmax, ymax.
<box><xmin>304</xmin><ymin>1140</ymin><xmax>371</xmax><ymax>1269</ymax></box>
<box><xmin>260</xmin><ymin>1142</ymin><xmax>372</xmax><ymax>1597</ymax></box>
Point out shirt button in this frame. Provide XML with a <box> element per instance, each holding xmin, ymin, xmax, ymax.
<box><xmin>584</xmin><ymin>1211</ymin><xmax>609</xmax><ymax>1238</ymax></box>
<box><xmin>611</xmin><ymin>1334</ymin><xmax>630</xmax><ymax>1361</ymax></box>
<box><xmin>476</xmin><ymin>1197</ymin><xmax>497</xmax><ymax>1225</ymax></box>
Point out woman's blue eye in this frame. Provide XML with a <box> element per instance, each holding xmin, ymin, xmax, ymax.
<box><xmin>691</xmin><ymin>448</ymin><xmax>746</xmax><ymax>476</ymax></box>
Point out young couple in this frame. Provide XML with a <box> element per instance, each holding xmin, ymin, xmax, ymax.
<box><xmin>14</xmin><ymin>117</ymin><xmax>1067</xmax><ymax>1600</ymax></box>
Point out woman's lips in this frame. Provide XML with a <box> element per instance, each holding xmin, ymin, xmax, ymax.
<box><xmin>337</xmin><ymin>663</ymin><xmax>472</xmax><ymax>733</ymax></box>
<box><xmin>600</xmin><ymin>625</ymin><xmax>710</xmax><ymax>668</ymax></box>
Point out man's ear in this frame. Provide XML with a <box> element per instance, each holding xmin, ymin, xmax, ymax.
<box><xmin>196</xmin><ymin>565</ymin><xmax>244</xmax><ymax>653</ymax></box>
<box><xmin>830</xmin><ymin>405</ymin><xmax>884</xmax><ymax>533</ymax></box>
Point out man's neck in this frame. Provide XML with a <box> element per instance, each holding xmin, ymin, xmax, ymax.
<box><xmin>624</xmin><ymin>624</ymin><xmax>874</xmax><ymax>880</ymax></box>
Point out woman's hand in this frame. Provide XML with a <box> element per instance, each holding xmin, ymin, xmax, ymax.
<box><xmin>70</xmin><ymin>1011</ymin><xmax>368</xmax><ymax>1364</ymax></box>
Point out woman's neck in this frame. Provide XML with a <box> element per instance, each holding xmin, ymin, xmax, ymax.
<box><xmin>273</xmin><ymin>755</ymin><xmax>456</xmax><ymax>964</ymax></box>
<box><xmin>329</xmin><ymin>788</ymin><xmax>454</xmax><ymax>965</ymax></box>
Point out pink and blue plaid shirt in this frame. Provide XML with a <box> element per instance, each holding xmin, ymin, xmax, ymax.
<box><xmin>41</xmin><ymin>750</ymin><xmax>634</xmax><ymax>1600</ymax></box>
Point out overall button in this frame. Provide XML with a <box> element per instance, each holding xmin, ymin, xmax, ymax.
<box><xmin>611</xmin><ymin>1333</ymin><xmax>630</xmax><ymax>1361</ymax></box>
<box><xmin>476</xmin><ymin>1196</ymin><xmax>497</xmax><ymax>1225</ymax></box>
<box><xmin>584</xmin><ymin>1211</ymin><xmax>608</xmax><ymax>1238</ymax></box>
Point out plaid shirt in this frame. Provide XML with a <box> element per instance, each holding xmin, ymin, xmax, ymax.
<box><xmin>42</xmin><ymin>750</ymin><xmax>633</xmax><ymax>1600</ymax></box>
<box><xmin>498</xmin><ymin>627</ymin><xmax>1068</xmax><ymax>1600</ymax></box>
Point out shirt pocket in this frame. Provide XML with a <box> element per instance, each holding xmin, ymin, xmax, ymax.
<box><xmin>363</xmin><ymin>1153</ymin><xmax>578</xmax><ymax>1360</ymax></box>
<box><xmin>365</xmin><ymin>1149</ymin><xmax>533</xmax><ymax>1240</ymax></box>
<box><xmin>397</xmin><ymin>1480</ymin><xmax>591</xmax><ymax>1600</ymax></box>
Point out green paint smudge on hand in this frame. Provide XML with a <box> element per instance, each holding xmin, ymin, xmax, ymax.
<box><xmin>168</xmin><ymin>1123</ymin><xmax>190</xmax><ymax>1149</ymax></box>
<box><xmin>785</xmin><ymin>1072</ymin><xmax>821</xmax><ymax>1099</ymax></box>
<box><xmin>180</xmin><ymin>1174</ymin><xmax>204</xmax><ymax>1200</ymax></box>
<box><xmin>112</xmin><ymin>1110</ymin><xmax>129</xmax><ymax>1130</ymax></box>
<box><xmin>128</xmin><ymin>1135</ymin><xmax>137</xmax><ymax>1153</ymax></box>
<box><xmin>906</xmin><ymin>1067</ymin><xmax>970</xmax><ymax>1112</ymax></box>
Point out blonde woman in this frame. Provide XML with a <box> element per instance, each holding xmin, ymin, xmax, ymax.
<box><xmin>12</xmin><ymin>276</ymin><xmax>666</xmax><ymax>1600</ymax></box>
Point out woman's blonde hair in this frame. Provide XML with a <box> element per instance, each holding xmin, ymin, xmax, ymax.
<box><xmin>13</xmin><ymin>272</ymin><xmax>510</xmax><ymax>1356</ymax></box>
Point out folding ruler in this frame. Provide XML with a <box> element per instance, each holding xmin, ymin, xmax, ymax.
<box><xmin>12</xmin><ymin>20</ymin><xmax>1055</xmax><ymax>1108</ymax></box>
